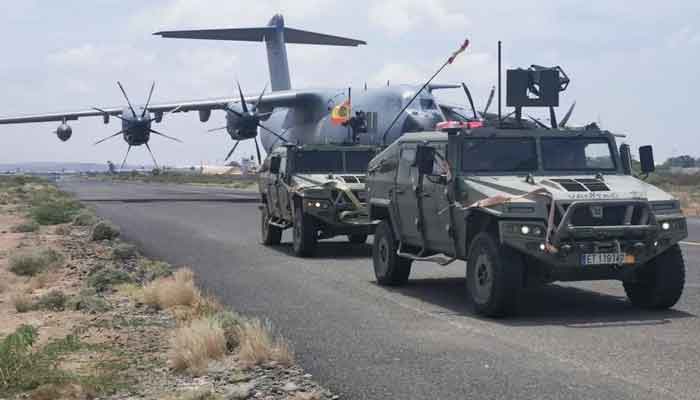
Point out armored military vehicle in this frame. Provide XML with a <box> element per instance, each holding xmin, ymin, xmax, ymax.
<box><xmin>258</xmin><ymin>144</ymin><xmax>379</xmax><ymax>257</ymax></box>
<box><xmin>366</xmin><ymin>66</ymin><xmax>687</xmax><ymax>317</ymax></box>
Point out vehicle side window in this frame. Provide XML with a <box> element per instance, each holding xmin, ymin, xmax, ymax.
<box><xmin>398</xmin><ymin>145</ymin><xmax>417</xmax><ymax>181</ymax></box>
<box><xmin>431</xmin><ymin>143</ymin><xmax>448</xmax><ymax>175</ymax></box>
<box><xmin>279</xmin><ymin>155</ymin><xmax>287</xmax><ymax>176</ymax></box>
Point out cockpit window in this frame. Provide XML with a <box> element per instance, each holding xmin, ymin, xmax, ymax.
<box><xmin>419</xmin><ymin>99</ymin><xmax>437</xmax><ymax>110</ymax></box>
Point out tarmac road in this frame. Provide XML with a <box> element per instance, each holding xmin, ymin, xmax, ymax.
<box><xmin>61</xmin><ymin>180</ymin><xmax>700</xmax><ymax>400</ymax></box>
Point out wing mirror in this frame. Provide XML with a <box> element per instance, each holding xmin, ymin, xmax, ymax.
<box><xmin>639</xmin><ymin>145</ymin><xmax>655</xmax><ymax>174</ymax></box>
<box><xmin>414</xmin><ymin>145</ymin><xmax>435</xmax><ymax>176</ymax></box>
<box><xmin>619</xmin><ymin>144</ymin><xmax>632</xmax><ymax>175</ymax></box>
<box><xmin>269</xmin><ymin>156</ymin><xmax>281</xmax><ymax>174</ymax></box>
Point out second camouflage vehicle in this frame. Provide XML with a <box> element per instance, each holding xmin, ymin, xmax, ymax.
<box><xmin>366</xmin><ymin>66</ymin><xmax>687</xmax><ymax>317</ymax></box>
<box><xmin>259</xmin><ymin>144</ymin><xmax>379</xmax><ymax>257</ymax></box>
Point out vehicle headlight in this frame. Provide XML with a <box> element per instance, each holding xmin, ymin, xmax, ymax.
<box><xmin>661</xmin><ymin>222</ymin><xmax>671</xmax><ymax>231</ymax></box>
<box><xmin>520</xmin><ymin>226</ymin><xmax>531</xmax><ymax>235</ymax></box>
<box><xmin>305</xmin><ymin>200</ymin><xmax>329</xmax><ymax>209</ymax></box>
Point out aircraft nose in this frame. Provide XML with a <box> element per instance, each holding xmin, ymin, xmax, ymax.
<box><xmin>401</xmin><ymin>112</ymin><xmax>440</xmax><ymax>134</ymax></box>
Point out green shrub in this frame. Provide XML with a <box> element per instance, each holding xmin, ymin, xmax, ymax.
<box><xmin>87</xmin><ymin>267</ymin><xmax>132</xmax><ymax>292</ymax></box>
<box><xmin>9</xmin><ymin>248</ymin><xmax>64</xmax><ymax>277</ymax></box>
<box><xmin>29</xmin><ymin>193</ymin><xmax>82</xmax><ymax>226</ymax></box>
<box><xmin>11</xmin><ymin>221</ymin><xmax>40</xmax><ymax>233</ymax></box>
<box><xmin>13</xmin><ymin>294</ymin><xmax>35</xmax><ymax>313</ymax></box>
<box><xmin>111</xmin><ymin>243</ymin><xmax>138</xmax><ymax>261</ymax></box>
<box><xmin>66</xmin><ymin>289</ymin><xmax>111</xmax><ymax>314</ymax></box>
<box><xmin>90</xmin><ymin>221</ymin><xmax>120</xmax><ymax>241</ymax></box>
<box><xmin>212</xmin><ymin>310</ymin><xmax>244</xmax><ymax>352</ymax></box>
<box><xmin>0</xmin><ymin>325</ymin><xmax>39</xmax><ymax>391</ymax></box>
<box><xmin>134</xmin><ymin>259</ymin><xmax>172</xmax><ymax>282</ymax></box>
<box><xmin>72</xmin><ymin>210</ymin><xmax>97</xmax><ymax>227</ymax></box>
<box><xmin>35</xmin><ymin>290</ymin><xmax>68</xmax><ymax>312</ymax></box>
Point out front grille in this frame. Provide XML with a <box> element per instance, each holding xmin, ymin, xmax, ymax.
<box><xmin>549</xmin><ymin>202</ymin><xmax>651</xmax><ymax>227</ymax></box>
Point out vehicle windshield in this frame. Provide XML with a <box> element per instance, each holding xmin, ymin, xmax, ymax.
<box><xmin>541</xmin><ymin>137</ymin><xmax>616</xmax><ymax>171</ymax></box>
<box><xmin>345</xmin><ymin>151</ymin><xmax>375</xmax><ymax>172</ymax></box>
<box><xmin>294</xmin><ymin>150</ymin><xmax>375</xmax><ymax>173</ymax></box>
<box><xmin>295</xmin><ymin>151</ymin><xmax>343</xmax><ymax>172</ymax></box>
<box><xmin>461</xmin><ymin>138</ymin><xmax>538</xmax><ymax>172</ymax></box>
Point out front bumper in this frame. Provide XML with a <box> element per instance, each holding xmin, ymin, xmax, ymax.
<box><xmin>498</xmin><ymin>201</ymin><xmax>687</xmax><ymax>280</ymax></box>
<box><xmin>302</xmin><ymin>199</ymin><xmax>378</xmax><ymax>234</ymax></box>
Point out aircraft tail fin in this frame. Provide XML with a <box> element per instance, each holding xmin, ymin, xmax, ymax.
<box><xmin>154</xmin><ymin>14</ymin><xmax>365</xmax><ymax>92</ymax></box>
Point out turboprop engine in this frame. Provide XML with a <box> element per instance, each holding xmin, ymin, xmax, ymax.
<box><xmin>55</xmin><ymin>122</ymin><xmax>72</xmax><ymax>142</ymax></box>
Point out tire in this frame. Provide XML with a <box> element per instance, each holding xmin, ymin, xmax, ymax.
<box><xmin>292</xmin><ymin>206</ymin><xmax>316</xmax><ymax>257</ymax></box>
<box><xmin>466</xmin><ymin>232</ymin><xmax>524</xmax><ymax>317</ymax></box>
<box><xmin>260</xmin><ymin>205</ymin><xmax>282</xmax><ymax>245</ymax></box>
<box><xmin>372</xmin><ymin>220</ymin><xmax>412</xmax><ymax>286</ymax></box>
<box><xmin>348</xmin><ymin>234</ymin><xmax>368</xmax><ymax>244</ymax></box>
<box><xmin>623</xmin><ymin>244</ymin><xmax>685</xmax><ymax>309</ymax></box>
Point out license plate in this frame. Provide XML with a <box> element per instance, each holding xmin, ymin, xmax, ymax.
<box><xmin>580</xmin><ymin>253</ymin><xmax>633</xmax><ymax>265</ymax></box>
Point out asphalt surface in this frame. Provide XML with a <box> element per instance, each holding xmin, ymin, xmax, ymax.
<box><xmin>60</xmin><ymin>180</ymin><xmax>700</xmax><ymax>400</ymax></box>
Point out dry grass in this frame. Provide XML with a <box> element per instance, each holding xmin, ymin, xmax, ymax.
<box><xmin>168</xmin><ymin>318</ymin><xmax>227</xmax><ymax>375</ymax></box>
<box><xmin>27</xmin><ymin>271</ymin><xmax>53</xmax><ymax>291</ymax></box>
<box><xmin>29</xmin><ymin>383</ymin><xmax>93</xmax><ymax>400</ymax></box>
<box><xmin>170</xmin><ymin>294</ymin><xmax>224</xmax><ymax>324</ymax></box>
<box><xmin>236</xmin><ymin>318</ymin><xmax>294</xmax><ymax>368</ymax></box>
<box><xmin>290</xmin><ymin>392</ymin><xmax>322</xmax><ymax>400</ymax></box>
<box><xmin>13</xmin><ymin>293</ymin><xmax>34</xmax><ymax>313</ymax></box>
<box><xmin>143</xmin><ymin>268</ymin><xmax>199</xmax><ymax>310</ymax></box>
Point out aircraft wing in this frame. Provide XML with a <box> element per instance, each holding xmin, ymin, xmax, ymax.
<box><xmin>0</xmin><ymin>91</ymin><xmax>321</xmax><ymax>125</ymax></box>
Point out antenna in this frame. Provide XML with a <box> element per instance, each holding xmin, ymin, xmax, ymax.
<box><xmin>381</xmin><ymin>39</ymin><xmax>470</xmax><ymax>145</ymax></box>
<box><xmin>498</xmin><ymin>41</ymin><xmax>502</xmax><ymax>125</ymax></box>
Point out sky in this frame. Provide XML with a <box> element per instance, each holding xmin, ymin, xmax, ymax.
<box><xmin>0</xmin><ymin>0</ymin><xmax>699</xmax><ymax>167</ymax></box>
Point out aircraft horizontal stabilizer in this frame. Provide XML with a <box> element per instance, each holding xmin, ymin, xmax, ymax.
<box><xmin>154</xmin><ymin>27</ymin><xmax>366</xmax><ymax>47</ymax></box>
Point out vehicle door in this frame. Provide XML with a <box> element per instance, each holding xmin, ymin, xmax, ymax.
<box><xmin>393</xmin><ymin>144</ymin><xmax>421</xmax><ymax>245</ymax></box>
<box><xmin>421</xmin><ymin>142</ymin><xmax>452</xmax><ymax>253</ymax></box>
<box><xmin>276</xmin><ymin>153</ymin><xmax>292</xmax><ymax>220</ymax></box>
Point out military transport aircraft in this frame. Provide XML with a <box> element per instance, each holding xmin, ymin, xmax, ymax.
<box><xmin>0</xmin><ymin>14</ymin><xmax>466</xmax><ymax>167</ymax></box>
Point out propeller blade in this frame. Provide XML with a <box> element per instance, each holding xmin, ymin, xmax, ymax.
<box><xmin>151</xmin><ymin>104</ymin><xmax>185</xmax><ymax>122</ymax></box>
<box><xmin>224</xmin><ymin>105</ymin><xmax>243</xmax><ymax>118</ymax></box>
<box><xmin>559</xmin><ymin>101</ymin><xmax>576</xmax><ymax>128</ymax></box>
<box><xmin>253</xmin><ymin>136</ymin><xmax>262</xmax><ymax>165</ymax></box>
<box><xmin>236</xmin><ymin>81</ymin><xmax>248</xmax><ymax>113</ymax></box>
<box><xmin>149</xmin><ymin>129</ymin><xmax>183</xmax><ymax>143</ymax></box>
<box><xmin>117</xmin><ymin>81</ymin><xmax>138</xmax><ymax>118</ymax></box>
<box><xmin>257</xmin><ymin>123</ymin><xmax>288</xmax><ymax>143</ymax></box>
<box><xmin>461</xmin><ymin>82</ymin><xmax>479</xmax><ymax>120</ymax></box>
<box><xmin>120</xmin><ymin>145</ymin><xmax>132</xmax><ymax>170</ymax></box>
<box><xmin>528</xmin><ymin>115</ymin><xmax>550</xmax><ymax>129</ymax></box>
<box><xmin>93</xmin><ymin>107</ymin><xmax>127</xmax><ymax>122</ymax></box>
<box><xmin>225</xmin><ymin>140</ymin><xmax>241</xmax><ymax>162</ymax></box>
<box><xmin>145</xmin><ymin>143</ymin><xmax>159</xmax><ymax>169</ymax></box>
<box><xmin>549</xmin><ymin>106</ymin><xmax>558</xmax><ymax>129</ymax></box>
<box><xmin>252</xmin><ymin>83</ymin><xmax>268</xmax><ymax>113</ymax></box>
<box><xmin>207</xmin><ymin>126</ymin><xmax>227</xmax><ymax>133</ymax></box>
<box><xmin>142</xmin><ymin>81</ymin><xmax>156</xmax><ymax>118</ymax></box>
<box><xmin>483</xmin><ymin>86</ymin><xmax>496</xmax><ymax>115</ymax></box>
<box><xmin>94</xmin><ymin>130</ymin><xmax>124</xmax><ymax>145</ymax></box>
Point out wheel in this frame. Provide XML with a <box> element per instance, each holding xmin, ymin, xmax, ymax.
<box><xmin>372</xmin><ymin>220</ymin><xmax>412</xmax><ymax>286</ymax></box>
<box><xmin>623</xmin><ymin>244</ymin><xmax>685</xmax><ymax>309</ymax></box>
<box><xmin>466</xmin><ymin>232</ymin><xmax>524</xmax><ymax>317</ymax></box>
<box><xmin>348</xmin><ymin>234</ymin><xmax>368</xmax><ymax>244</ymax></box>
<box><xmin>292</xmin><ymin>206</ymin><xmax>316</xmax><ymax>257</ymax></box>
<box><xmin>260</xmin><ymin>205</ymin><xmax>282</xmax><ymax>245</ymax></box>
